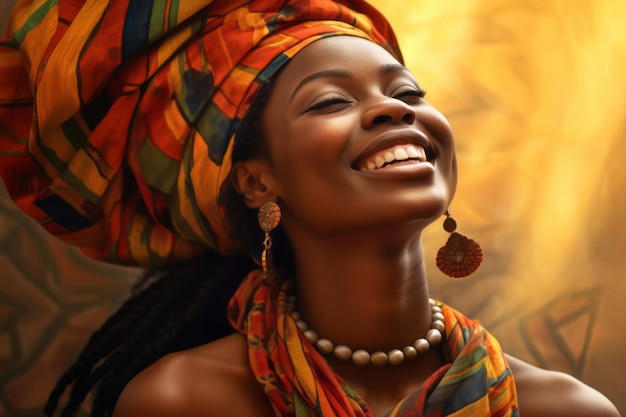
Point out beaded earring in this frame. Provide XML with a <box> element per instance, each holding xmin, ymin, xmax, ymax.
<box><xmin>436</xmin><ymin>210</ymin><xmax>482</xmax><ymax>278</ymax></box>
<box><xmin>257</xmin><ymin>201</ymin><xmax>281</xmax><ymax>278</ymax></box>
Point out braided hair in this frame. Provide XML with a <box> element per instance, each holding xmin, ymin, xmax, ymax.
<box><xmin>44</xmin><ymin>79</ymin><xmax>282</xmax><ymax>417</ymax></box>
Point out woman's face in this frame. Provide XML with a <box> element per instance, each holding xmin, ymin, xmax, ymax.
<box><xmin>261</xmin><ymin>36</ymin><xmax>457</xmax><ymax>238</ymax></box>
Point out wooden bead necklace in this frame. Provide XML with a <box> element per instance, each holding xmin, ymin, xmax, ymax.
<box><xmin>285</xmin><ymin>297</ymin><xmax>446</xmax><ymax>367</ymax></box>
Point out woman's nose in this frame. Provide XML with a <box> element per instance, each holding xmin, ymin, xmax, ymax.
<box><xmin>361</xmin><ymin>97</ymin><xmax>417</xmax><ymax>128</ymax></box>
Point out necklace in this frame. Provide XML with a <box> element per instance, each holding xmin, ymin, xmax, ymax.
<box><xmin>285</xmin><ymin>296</ymin><xmax>446</xmax><ymax>366</ymax></box>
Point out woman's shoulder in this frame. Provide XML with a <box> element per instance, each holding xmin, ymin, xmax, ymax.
<box><xmin>112</xmin><ymin>332</ymin><xmax>275</xmax><ymax>417</ymax></box>
<box><xmin>506</xmin><ymin>354</ymin><xmax>620</xmax><ymax>417</ymax></box>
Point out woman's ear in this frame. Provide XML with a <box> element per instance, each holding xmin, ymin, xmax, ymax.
<box><xmin>231</xmin><ymin>159</ymin><xmax>278</xmax><ymax>209</ymax></box>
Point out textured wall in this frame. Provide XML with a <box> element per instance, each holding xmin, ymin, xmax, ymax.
<box><xmin>1</xmin><ymin>1</ymin><xmax>625</xmax><ymax>416</ymax></box>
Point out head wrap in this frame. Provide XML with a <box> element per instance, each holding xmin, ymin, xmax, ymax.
<box><xmin>0</xmin><ymin>0</ymin><xmax>400</xmax><ymax>266</ymax></box>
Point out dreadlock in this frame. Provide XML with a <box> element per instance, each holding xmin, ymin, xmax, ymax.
<box><xmin>43</xmin><ymin>78</ymin><xmax>284</xmax><ymax>417</ymax></box>
<box><xmin>44</xmin><ymin>253</ymin><xmax>256</xmax><ymax>417</ymax></box>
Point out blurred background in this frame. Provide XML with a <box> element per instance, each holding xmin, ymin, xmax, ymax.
<box><xmin>1</xmin><ymin>0</ymin><xmax>625</xmax><ymax>415</ymax></box>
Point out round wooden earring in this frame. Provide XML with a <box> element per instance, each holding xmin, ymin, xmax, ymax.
<box><xmin>258</xmin><ymin>201</ymin><xmax>281</xmax><ymax>233</ymax></box>
<box><xmin>436</xmin><ymin>212</ymin><xmax>482</xmax><ymax>278</ymax></box>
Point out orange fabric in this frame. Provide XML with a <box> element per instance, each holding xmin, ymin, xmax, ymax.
<box><xmin>0</xmin><ymin>0</ymin><xmax>400</xmax><ymax>266</ymax></box>
<box><xmin>228</xmin><ymin>270</ymin><xmax>519</xmax><ymax>416</ymax></box>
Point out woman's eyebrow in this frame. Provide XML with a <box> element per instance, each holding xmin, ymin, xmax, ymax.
<box><xmin>290</xmin><ymin>69</ymin><xmax>353</xmax><ymax>102</ymax></box>
<box><xmin>379</xmin><ymin>63</ymin><xmax>410</xmax><ymax>75</ymax></box>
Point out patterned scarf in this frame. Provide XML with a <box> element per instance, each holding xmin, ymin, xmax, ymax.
<box><xmin>0</xmin><ymin>0</ymin><xmax>399</xmax><ymax>266</ymax></box>
<box><xmin>228</xmin><ymin>270</ymin><xmax>519</xmax><ymax>416</ymax></box>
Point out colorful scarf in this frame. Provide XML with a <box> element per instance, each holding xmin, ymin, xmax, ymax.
<box><xmin>228</xmin><ymin>270</ymin><xmax>519</xmax><ymax>416</ymax></box>
<box><xmin>0</xmin><ymin>0</ymin><xmax>399</xmax><ymax>266</ymax></box>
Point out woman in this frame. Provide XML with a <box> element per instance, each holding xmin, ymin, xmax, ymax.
<box><xmin>0</xmin><ymin>0</ymin><xmax>619</xmax><ymax>416</ymax></box>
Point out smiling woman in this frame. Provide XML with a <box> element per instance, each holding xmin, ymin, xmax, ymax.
<box><xmin>0</xmin><ymin>1</ymin><xmax>622</xmax><ymax>417</ymax></box>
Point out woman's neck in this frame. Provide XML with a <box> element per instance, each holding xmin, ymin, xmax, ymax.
<box><xmin>289</xmin><ymin>231</ymin><xmax>433</xmax><ymax>353</ymax></box>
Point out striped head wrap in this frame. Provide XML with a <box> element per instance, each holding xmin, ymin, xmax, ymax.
<box><xmin>0</xmin><ymin>0</ymin><xmax>400</xmax><ymax>266</ymax></box>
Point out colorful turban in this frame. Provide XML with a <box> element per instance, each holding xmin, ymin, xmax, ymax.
<box><xmin>0</xmin><ymin>0</ymin><xmax>401</xmax><ymax>266</ymax></box>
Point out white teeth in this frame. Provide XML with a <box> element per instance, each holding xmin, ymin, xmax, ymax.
<box><xmin>406</xmin><ymin>146</ymin><xmax>420</xmax><ymax>159</ymax></box>
<box><xmin>361</xmin><ymin>144</ymin><xmax>428</xmax><ymax>171</ymax></box>
<box><xmin>394</xmin><ymin>148</ymin><xmax>409</xmax><ymax>161</ymax></box>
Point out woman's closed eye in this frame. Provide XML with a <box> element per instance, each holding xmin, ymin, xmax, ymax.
<box><xmin>392</xmin><ymin>88</ymin><xmax>427</xmax><ymax>103</ymax></box>
<box><xmin>304</xmin><ymin>94</ymin><xmax>353</xmax><ymax>112</ymax></box>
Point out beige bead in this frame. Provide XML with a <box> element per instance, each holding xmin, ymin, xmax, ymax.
<box><xmin>291</xmin><ymin>311</ymin><xmax>301</xmax><ymax>320</ymax></box>
<box><xmin>431</xmin><ymin>311</ymin><xmax>445</xmax><ymax>322</ymax></box>
<box><xmin>303</xmin><ymin>330</ymin><xmax>318</xmax><ymax>344</ymax></box>
<box><xmin>296</xmin><ymin>320</ymin><xmax>308</xmax><ymax>332</ymax></box>
<box><xmin>414</xmin><ymin>338</ymin><xmax>430</xmax><ymax>354</ymax></box>
<box><xmin>316</xmin><ymin>338</ymin><xmax>334</xmax><ymax>354</ymax></box>
<box><xmin>429</xmin><ymin>298</ymin><xmax>436</xmax><ymax>306</ymax></box>
<box><xmin>402</xmin><ymin>345</ymin><xmax>418</xmax><ymax>360</ymax></box>
<box><xmin>371</xmin><ymin>351</ymin><xmax>389</xmax><ymax>366</ymax></box>
<box><xmin>426</xmin><ymin>328</ymin><xmax>442</xmax><ymax>346</ymax></box>
<box><xmin>388</xmin><ymin>349</ymin><xmax>405</xmax><ymax>366</ymax></box>
<box><xmin>352</xmin><ymin>350</ymin><xmax>371</xmax><ymax>366</ymax></box>
<box><xmin>431</xmin><ymin>305</ymin><xmax>443</xmax><ymax>314</ymax></box>
<box><xmin>334</xmin><ymin>344</ymin><xmax>352</xmax><ymax>361</ymax></box>
<box><xmin>432</xmin><ymin>319</ymin><xmax>445</xmax><ymax>332</ymax></box>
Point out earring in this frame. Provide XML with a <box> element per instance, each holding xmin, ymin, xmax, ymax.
<box><xmin>258</xmin><ymin>201</ymin><xmax>281</xmax><ymax>278</ymax></box>
<box><xmin>436</xmin><ymin>210</ymin><xmax>482</xmax><ymax>278</ymax></box>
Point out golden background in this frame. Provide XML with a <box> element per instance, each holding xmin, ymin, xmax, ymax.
<box><xmin>1</xmin><ymin>1</ymin><xmax>624</xmax><ymax>415</ymax></box>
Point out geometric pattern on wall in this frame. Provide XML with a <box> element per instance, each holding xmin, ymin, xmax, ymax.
<box><xmin>519</xmin><ymin>287</ymin><xmax>602</xmax><ymax>378</ymax></box>
<box><xmin>0</xmin><ymin>190</ymin><xmax>137</xmax><ymax>417</ymax></box>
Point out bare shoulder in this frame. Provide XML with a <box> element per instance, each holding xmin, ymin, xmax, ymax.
<box><xmin>112</xmin><ymin>333</ymin><xmax>275</xmax><ymax>417</ymax></box>
<box><xmin>506</xmin><ymin>354</ymin><xmax>620</xmax><ymax>417</ymax></box>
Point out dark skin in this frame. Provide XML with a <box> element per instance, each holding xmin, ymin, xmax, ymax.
<box><xmin>112</xmin><ymin>37</ymin><xmax>620</xmax><ymax>417</ymax></box>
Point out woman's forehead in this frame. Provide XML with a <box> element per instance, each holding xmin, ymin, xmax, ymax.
<box><xmin>274</xmin><ymin>36</ymin><xmax>405</xmax><ymax>88</ymax></box>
